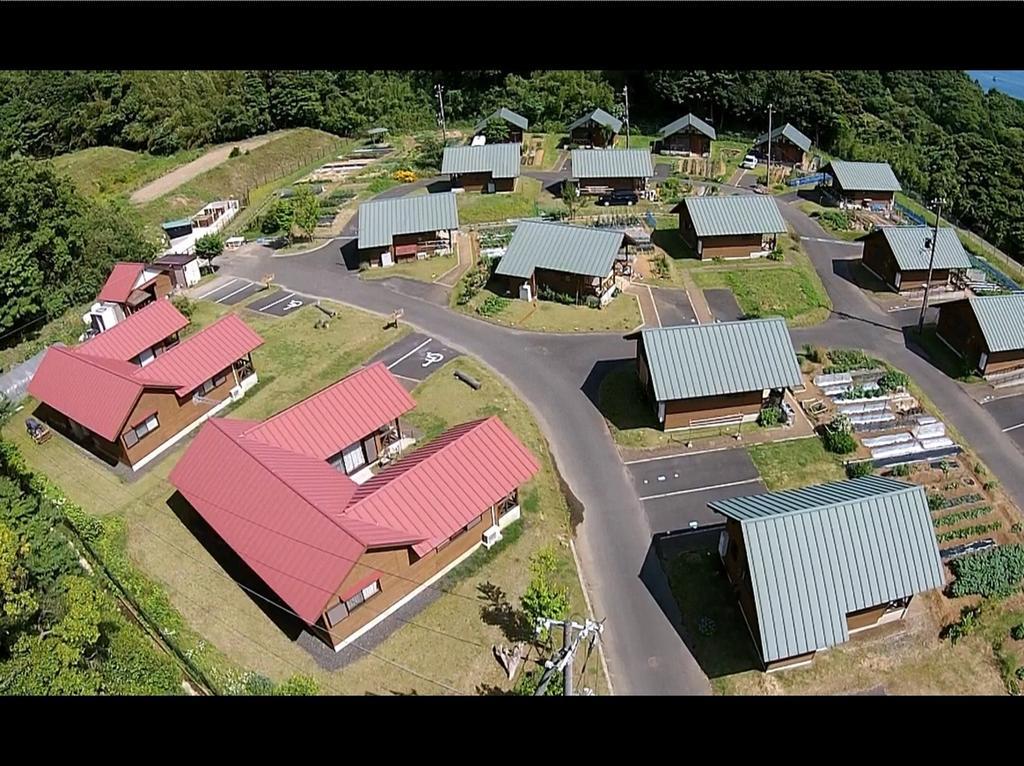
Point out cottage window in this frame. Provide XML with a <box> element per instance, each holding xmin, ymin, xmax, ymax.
<box><xmin>124</xmin><ymin>414</ymin><xmax>159</xmax><ymax>448</ymax></box>
<box><xmin>137</xmin><ymin>348</ymin><xmax>156</xmax><ymax>367</ymax></box>
<box><xmin>340</xmin><ymin>579</ymin><xmax>381</xmax><ymax>617</ymax></box>
<box><xmin>325</xmin><ymin>601</ymin><xmax>348</xmax><ymax>627</ymax></box>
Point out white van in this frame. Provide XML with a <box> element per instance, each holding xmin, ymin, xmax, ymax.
<box><xmin>740</xmin><ymin>154</ymin><xmax>758</xmax><ymax>170</ymax></box>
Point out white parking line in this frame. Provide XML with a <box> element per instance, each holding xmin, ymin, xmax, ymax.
<box><xmin>257</xmin><ymin>293</ymin><xmax>294</xmax><ymax>312</ymax></box>
<box><xmin>647</xmin><ymin>285</ymin><xmax>662</xmax><ymax>327</ymax></box>
<box><xmin>624</xmin><ymin>447</ymin><xmax>729</xmax><ymax>465</ymax></box>
<box><xmin>804</xmin><ymin>236</ymin><xmax>861</xmax><ymax>246</ymax></box>
<box><xmin>640</xmin><ymin>477</ymin><xmax>761</xmax><ymax>501</ymax></box>
<box><xmin>386</xmin><ymin>338</ymin><xmax>432</xmax><ymax>370</ymax></box>
<box><xmin>197</xmin><ymin>278</ymin><xmax>238</xmax><ymax>300</ymax></box>
<box><xmin>1003</xmin><ymin>422</ymin><xmax>1024</xmax><ymax>433</ymax></box>
<box><xmin>215</xmin><ymin>282</ymin><xmax>255</xmax><ymax>304</ymax></box>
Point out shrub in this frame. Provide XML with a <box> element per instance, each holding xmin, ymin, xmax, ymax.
<box><xmin>476</xmin><ymin>295</ymin><xmax>509</xmax><ymax>317</ymax></box>
<box><xmin>194</xmin><ymin>234</ymin><xmax>224</xmax><ymax>259</ymax></box>
<box><xmin>933</xmin><ymin>506</ymin><xmax>993</xmax><ymax>528</ymax></box>
<box><xmin>949</xmin><ymin>544</ymin><xmax>1024</xmax><ymax>598</ymax></box>
<box><xmin>877</xmin><ymin>370</ymin><xmax>909</xmax><ymax>392</ymax></box>
<box><xmin>520</xmin><ymin>548</ymin><xmax>569</xmax><ymax>641</ymax></box>
<box><xmin>1012</xmin><ymin>522</ymin><xmax>1023</xmax><ymax>535</ymax></box>
<box><xmin>1011</xmin><ymin>623</ymin><xmax>1024</xmax><ymax>641</ymax></box>
<box><xmin>984</xmin><ymin>480</ymin><xmax>999</xmax><ymax>492</ymax></box>
<box><xmin>824</xmin><ymin>348</ymin><xmax>873</xmax><ymax>373</ymax></box>
<box><xmin>584</xmin><ymin>295</ymin><xmax>601</xmax><ymax>309</ymax></box>
<box><xmin>1017</xmin><ymin>667</ymin><xmax>1024</xmax><ymax>682</ymax></box>
<box><xmin>822</xmin><ymin>415</ymin><xmax>856</xmax><ymax>454</ymax></box>
<box><xmin>936</xmin><ymin>522</ymin><xmax>1001</xmax><ymax>544</ymax></box>
<box><xmin>228</xmin><ymin>146</ymin><xmax>241</xmax><ymax>158</ymax></box>
<box><xmin>892</xmin><ymin>463</ymin><xmax>912</xmax><ymax>477</ymax></box>
<box><xmin>757</xmin><ymin>406</ymin><xmax>781</xmax><ymax>427</ymax></box>
<box><xmin>845</xmin><ymin>461</ymin><xmax>874</xmax><ymax>479</ymax></box>
<box><xmin>974</xmin><ymin>462</ymin><xmax>988</xmax><ymax>477</ymax></box>
<box><xmin>170</xmin><ymin>294</ymin><xmax>195</xmax><ymax>320</ymax></box>
<box><xmin>538</xmin><ymin>285</ymin><xmax>576</xmax><ymax>306</ymax></box>
<box><xmin>393</xmin><ymin>169</ymin><xmax>417</xmax><ymax>183</ymax></box>
<box><xmin>767</xmin><ymin>246</ymin><xmax>784</xmax><ymax>261</ymax></box>
<box><xmin>945</xmin><ymin>606</ymin><xmax>982</xmax><ymax>644</ymax></box>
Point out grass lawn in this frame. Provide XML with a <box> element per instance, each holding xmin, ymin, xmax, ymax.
<box><xmin>527</xmin><ymin>133</ymin><xmax>564</xmax><ymax>171</ymax></box>
<box><xmin>456</xmin><ymin>177</ymin><xmax>543</xmax><ymax>225</ymax></box>
<box><xmin>51</xmin><ymin>146</ymin><xmax>202</xmax><ymax>200</ymax></box>
<box><xmin>4</xmin><ymin>300</ymin><xmax>606</xmax><ymax>695</ymax></box>
<box><xmin>359</xmin><ymin>254</ymin><xmax>458</xmax><ymax>283</ymax></box>
<box><xmin>136</xmin><ymin>129</ymin><xmax>346</xmax><ymax>232</ymax></box>
<box><xmin>596</xmin><ymin>363</ymin><xmax>759</xmax><ymax>449</ymax></box>
<box><xmin>614</xmin><ymin>134</ymin><xmax>658</xmax><ymax>152</ymax></box>
<box><xmin>690</xmin><ymin>249</ymin><xmax>832</xmax><ymax>328</ymax></box>
<box><xmin>459</xmin><ymin>288</ymin><xmax>643</xmax><ymax>333</ymax></box>
<box><xmin>797</xmin><ymin>201</ymin><xmax>866</xmax><ymax>242</ymax></box>
<box><xmin>0</xmin><ymin>303</ymin><xmax>90</xmax><ymax>374</ymax></box>
<box><xmin>747</xmin><ymin>438</ymin><xmax>845</xmax><ymax>491</ymax></box>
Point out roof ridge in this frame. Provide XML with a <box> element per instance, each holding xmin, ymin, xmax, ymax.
<box><xmin>342</xmin><ymin>416</ymin><xmax>494</xmax><ymax>513</ymax></box>
<box><xmin>131</xmin><ymin>312</ymin><xmax>242</xmax><ymax>379</ymax></box>
<box><xmin>644</xmin><ymin>316</ymin><xmax>785</xmax><ymax>332</ymax></box>
<box><xmin>731</xmin><ymin>477</ymin><xmax>923</xmax><ymax>523</ymax></box>
<box><xmin>64</xmin><ymin>347</ymin><xmax>150</xmax><ymax>385</ymax></box>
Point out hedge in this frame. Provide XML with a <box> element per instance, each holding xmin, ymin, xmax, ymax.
<box><xmin>950</xmin><ymin>544</ymin><xmax>1024</xmax><ymax>598</ymax></box>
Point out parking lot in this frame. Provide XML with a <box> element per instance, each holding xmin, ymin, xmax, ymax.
<box><xmin>626</xmin><ymin>449</ymin><xmax>766</xmax><ymax>533</ymax></box>
<box><xmin>982</xmin><ymin>393</ymin><xmax>1024</xmax><ymax>452</ymax></box>
<box><xmin>649</xmin><ymin>286</ymin><xmax>697</xmax><ymax>326</ymax></box>
<box><xmin>194</xmin><ymin>276</ymin><xmax>265</xmax><ymax>305</ymax></box>
<box><xmin>369</xmin><ymin>332</ymin><xmax>462</xmax><ymax>384</ymax></box>
<box><xmin>703</xmin><ymin>288</ymin><xmax>744</xmax><ymax>322</ymax></box>
<box><xmin>246</xmin><ymin>289</ymin><xmax>312</xmax><ymax>317</ymax></box>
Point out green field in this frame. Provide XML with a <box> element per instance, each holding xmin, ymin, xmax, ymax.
<box><xmin>747</xmin><ymin>438</ymin><xmax>845</xmax><ymax>491</ymax></box>
<box><xmin>52</xmin><ymin>146</ymin><xmax>202</xmax><ymax>199</ymax></box>
<box><xmin>135</xmin><ymin>128</ymin><xmax>346</xmax><ymax>231</ymax></box>
<box><xmin>456</xmin><ymin>177</ymin><xmax>543</xmax><ymax>224</ymax></box>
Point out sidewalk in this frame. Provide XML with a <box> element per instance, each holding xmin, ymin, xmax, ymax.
<box><xmin>436</xmin><ymin>231</ymin><xmax>476</xmax><ymax>287</ymax></box>
<box><xmin>625</xmin><ymin>284</ymin><xmax>661</xmax><ymax>328</ymax></box>
<box><xmin>677</xmin><ymin>271</ymin><xmax>714</xmax><ymax>324</ymax></box>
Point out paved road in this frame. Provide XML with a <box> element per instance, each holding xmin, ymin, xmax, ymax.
<box><xmin>205</xmin><ymin>184</ymin><xmax>1024</xmax><ymax>696</ymax></box>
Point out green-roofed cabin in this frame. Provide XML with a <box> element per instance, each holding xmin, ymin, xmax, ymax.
<box><xmin>936</xmin><ymin>294</ymin><xmax>1024</xmax><ymax>378</ymax></box>
<box><xmin>356</xmin><ymin>193</ymin><xmax>460</xmax><ymax>269</ymax></box>
<box><xmin>711</xmin><ymin>476</ymin><xmax>945</xmax><ymax>672</ymax></box>
<box><xmin>655</xmin><ymin>114</ymin><xmax>717</xmax><ymax>157</ymax></box>
<box><xmin>861</xmin><ymin>226</ymin><xmax>971</xmax><ymax>294</ymax></box>
<box><xmin>751</xmin><ymin>123</ymin><xmax>812</xmax><ymax>169</ymax></box>
<box><xmin>819</xmin><ymin>160</ymin><xmax>902</xmax><ymax>214</ymax></box>
<box><xmin>567</xmin><ymin>108</ymin><xmax>622</xmax><ymax>148</ymax></box>
<box><xmin>671</xmin><ymin>195</ymin><xmax>788</xmax><ymax>260</ymax></box>
<box><xmin>161</xmin><ymin>218</ymin><xmax>194</xmax><ymax>240</ymax></box>
<box><xmin>472</xmin><ymin>108</ymin><xmax>529</xmax><ymax>146</ymax></box>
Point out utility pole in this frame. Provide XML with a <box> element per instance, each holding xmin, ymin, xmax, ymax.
<box><xmin>766</xmin><ymin>102</ymin><xmax>773</xmax><ymax>187</ymax></box>
<box><xmin>917</xmin><ymin>197</ymin><xmax>945</xmax><ymax>335</ymax></box>
<box><xmin>532</xmin><ymin>618</ymin><xmax>604</xmax><ymax>696</ymax></box>
<box><xmin>435</xmin><ymin>83</ymin><xmax>447</xmax><ymax>144</ymax></box>
<box><xmin>623</xmin><ymin>83</ymin><xmax>630</xmax><ymax>149</ymax></box>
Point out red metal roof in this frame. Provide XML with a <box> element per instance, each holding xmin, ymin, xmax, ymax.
<box><xmin>244</xmin><ymin>362</ymin><xmax>415</xmax><ymax>459</ymax></box>
<box><xmin>343</xmin><ymin>417</ymin><xmax>540</xmax><ymax>555</ymax></box>
<box><xmin>168</xmin><ymin>419</ymin><xmax>421</xmax><ymax>623</ymax></box>
<box><xmin>27</xmin><ymin>347</ymin><xmax>170</xmax><ymax>441</ymax></box>
<box><xmin>76</xmin><ymin>298</ymin><xmax>188</xmax><ymax>362</ymax></box>
<box><xmin>97</xmin><ymin>262</ymin><xmax>146</xmax><ymax>303</ymax></box>
<box><xmin>136</xmin><ymin>314</ymin><xmax>264</xmax><ymax>396</ymax></box>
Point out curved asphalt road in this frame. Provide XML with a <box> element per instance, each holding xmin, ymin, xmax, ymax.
<box><xmin>212</xmin><ymin>182</ymin><xmax>1024</xmax><ymax>696</ymax></box>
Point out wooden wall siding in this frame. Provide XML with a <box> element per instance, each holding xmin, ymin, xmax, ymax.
<box><xmin>34</xmin><ymin>402</ymin><xmax>123</xmax><ymax>464</ymax></box>
<box><xmin>836</xmin><ymin>187</ymin><xmax>895</xmax><ymax>207</ymax></box>
<box><xmin>758</xmin><ymin>143</ymin><xmax>805</xmax><ymax>166</ymax></box>
<box><xmin>578</xmin><ymin>176</ymin><xmax>644</xmax><ymax>193</ymax></box>
<box><xmin>450</xmin><ymin>173</ymin><xmax>516</xmax><ymax>193</ymax></box>
<box><xmin>534</xmin><ymin>267</ymin><xmax>611</xmax><ymax>298</ymax></box>
<box><xmin>845</xmin><ymin>603</ymin><xmax>891</xmax><ymax>631</ymax></box>
<box><xmin>663</xmin><ymin>390</ymin><xmax>764</xmax><ymax>430</ymax></box>
<box><xmin>661</xmin><ymin>133</ymin><xmax>711</xmax><ymax>156</ymax></box>
<box><xmin>721</xmin><ymin>519</ymin><xmax>764</xmax><ymax>662</ymax></box>
<box><xmin>571</xmin><ymin>127</ymin><xmax>615</xmax><ymax>148</ymax></box>
<box><xmin>120</xmin><ymin>364</ymin><xmax>237</xmax><ymax>467</ymax></box>
<box><xmin>985</xmin><ymin>349</ymin><xmax>1024</xmax><ymax>374</ymax></box>
<box><xmin>936</xmin><ymin>299</ymin><xmax>984</xmax><ymax>367</ymax></box>
<box><xmin>318</xmin><ymin>505</ymin><xmax>497</xmax><ymax>648</ymax></box>
<box><xmin>861</xmin><ymin>235</ymin><xmax>899</xmax><ymax>288</ymax></box>
<box><xmin>699</xmin><ymin>233</ymin><xmax>766</xmax><ymax>260</ymax></box>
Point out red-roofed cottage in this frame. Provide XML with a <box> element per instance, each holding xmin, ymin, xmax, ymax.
<box><xmin>97</xmin><ymin>262</ymin><xmax>174</xmax><ymax>315</ymax></box>
<box><xmin>28</xmin><ymin>313</ymin><xmax>263</xmax><ymax>471</ymax></box>
<box><xmin>170</xmin><ymin>378</ymin><xmax>540</xmax><ymax>650</ymax></box>
<box><xmin>76</xmin><ymin>298</ymin><xmax>188</xmax><ymax>366</ymax></box>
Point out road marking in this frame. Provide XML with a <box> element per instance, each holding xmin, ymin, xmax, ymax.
<box><xmin>257</xmin><ymin>292</ymin><xmax>294</xmax><ymax>312</ymax></box>
<box><xmin>647</xmin><ymin>285</ymin><xmax>662</xmax><ymax>327</ymax></box>
<box><xmin>390</xmin><ymin>372</ymin><xmax>421</xmax><ymax>383</ymax></box>
<box><xmin>624</xmin><ymin>447</ymin><xmax>730</xmax><ymax>465</ymax></box>
<box><xmin>422</xmin><ymin>351</ymin><xmax>444</xmax><ymax>368</ymax></box>
<box><xmin>215</xmin><ymin>282</ymin><xmax>256</xmax><ymax>303</ymax></box>
<box><xmin>386</xmin><ymin>338</ymin><xmax>432</xmax><ymax>370</ymax></box>
<box><xmin>197</xmin><ymin>278</ymin><xmax>237</xmax><ymax>300</ymax></box>
<box><xmin>804</xmin><ymin>236</ymin><xmax>861</xmax><ymax>246</ymax></box>
<box><xmin>1003</xmin><ymin>422</ymin><xmax>1024</xmax><ymax>433</ymax></box>
<box><xmin>640</xmin><ymin>477</ymin><xmax>760</xmax><ymax>501</ymax></box>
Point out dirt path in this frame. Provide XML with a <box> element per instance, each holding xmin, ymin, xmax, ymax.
<box><xmin>436</xmin><ymin>232</ymin><xmax>476</xmax><ymax>287</ymax></box>
<box><xmin>129</xmin><ymin>132</ymin><xmax>284</xmax><ymax>204</ymax></box>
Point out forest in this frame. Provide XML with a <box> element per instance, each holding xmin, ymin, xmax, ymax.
<box><xmin>1</xmin><ymin>69</ymin><xmax>1022</xmax><ymax>335</ymax></box>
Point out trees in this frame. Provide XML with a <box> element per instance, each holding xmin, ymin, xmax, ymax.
<box><xmin>561</xmin><ymin>181</ymin><xmax>580</xmax><ymax>220</ymax></box>
<box><xmin>290</xmin><ymin>185</ymin><xmax>321</xmax><ymax>241</ymax></box>
<box><xmin>194</xmin><ymin>234</ymin><xmax>225</xmax><ymax>259</ymax></box>
<box><xmin>480</xmin><ymin>118</ymin><xmax>510</xmax><ymax>143</ymax></box>
<box><xmin>520</xmin><ymin>548</ymin><xmax>569</xmax><ymax>639</ymax></box>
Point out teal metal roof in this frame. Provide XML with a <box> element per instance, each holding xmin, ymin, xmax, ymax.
<box><xmin>627</xmin><ymin>317</ymin><xmax>802</xmax><ymax>401</ymax></box>
<box><xmin>709</xmin><ymin>476</ymin><xmax>945</xmax><ymax>663</ymax></box>
<box><xmin>357</xmin><ymin>193</ymin><xmax>459</xmax><ymax>250</ymax></box>
<box><xmin>754</xmin><ymin>123</ymin><xmax>812</xmax><ymax>153</ymax></box>
<box><xmin>674</xmin><ymin>195</ymin><xmax>787</xmax><ymax>238</ymax></box>
<box><xmin>877</xmin><ymin>226</ymin><xmax>971</xmax><ymax>271</ymax></box>
<box><xmin>658</xmin><ymin>113</ymin><xmax>717</xmax><ymax>141</ymax></box>
<box><xmin>162</xmin><ymin>218</ymin><xmax>192</xmax><ymax>230</ymax></box>
<box><xmin>473</xmin><ymin>107</ymin><xmax>529</xmax><ymax>134</ymax></box>
<box><xmin>567</xmin><ymin>108</ymin><xmax>623</xmax><ymax>134</ymax></box>
<box><xmin>367</xmin><ymin>127</ymin><xmax>390</xmax><ymax>135</ymax></box>
<box><xmin>823</xmin><ymin>160</ymin><xmax>902</xmax><ymax>192</ymax></box>
<box><xmin>571</xmin><ymin>148</ymin><xmax>654</xmax><ymax>180</ymax></box>
<box><xmin>441</xmin><ymin>144</ymin><xmax>521</xmax><ymax>179</ymax></box>
<box><xmin>968</xmin><ymin>293</ymin><xmax>1024</xmax><ymax>353</ymax></box>
<box><xmin>494</xmin><ymin>221</ymin><xmax>624</xmax><ymax>280</ymax></box>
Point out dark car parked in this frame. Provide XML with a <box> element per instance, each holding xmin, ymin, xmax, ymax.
<box><xmin>597</xmin><ymin>190</ymin><xmax>638</xmax><ymax>207</ymax></box>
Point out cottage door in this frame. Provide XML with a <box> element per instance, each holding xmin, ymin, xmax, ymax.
<box><xmin>979</xmin><ymin>352</ymin><xmax>988</xmax><ymax>374</ymax></box>
<box><xmin>341</xmin><ymin>442</ymin><xmax>367</xmax><ymax>474</ymax></box>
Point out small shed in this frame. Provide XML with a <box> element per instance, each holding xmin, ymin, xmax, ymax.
<box><xmin>672</xmin><ymin>195</ymin><xmax>788</xmax><ymax>260</ymax></box>
<box><xmin>861</xmin><ymin>226</ymin><xmax>971</xmax><ymax>293</ymax></box>
<box><xmin>656</xmin><ymin>114</ymin><xmax>717</xmax><ymax>156</ymax></box>
<box><xmin>567</xmin><ymin>108</ymin><xmax>623</xmax><ymax>148</ymax></box>
<box><xmin>161</xmin><ymin>218</ymin><xmax>193</xmax><ymax>241</ymax></box>
<box><xmin>153</xmin><ymin>252</ymin><xmax>203</xmax><ymax>288</ymax></box>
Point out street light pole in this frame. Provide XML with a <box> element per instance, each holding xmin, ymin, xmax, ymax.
<box><xmin>623</xmin><ymin>83</ymin><xmax>630</xmax><ymax>149</ymax></box>
<box><xmin>766</xmin><ymin>103</ymin><xmax>773</xmax><ymax>187</ymax></box>
<box><xmin>917</xmin><ymin>198</ymin><xmax>945</xmax><ymax>335</ymax></box>
<box><xmin>435</xmin><ymin>84</ymin><xmax>447</xmax><ymax>144</ymax></box>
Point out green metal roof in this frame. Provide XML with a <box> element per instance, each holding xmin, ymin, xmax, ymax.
<box><xmin>626</xmin><ymin>317</ymin><xmax>803</xmax><ymax>401</ymax></box>
<box><xmin>473</xmin><ymin>107</ymin><xmax>529</xmax><ymax>134</ymax></box>
<box><xmin>876</xmin><ymin>226</ymin><xmax>971</xmax><ymax>272</ymax></box>
<box><xmin>822</xmin><ymin>160</ymin><xmax>902</xmax><ymax>192</ymax></box>
<box><xmin>658</xmin><ymin>113</ymin><xmax>717</xmax><ymax>141</ymax></box>
<box><xmin>967</xmin><ymin>293</ymin><xmax>1024</xmax><ymax>353</ymax></box>
<box><xmin>673</xmin><ymin>195</ymin><xmax>787</xmax><ymax>238</ymax></box>
<box><xmin>494</xmin><ymin>221</ymin><xmax>624</xmax><ymax>280</ymax></box>
<box><xmin>357</xmin><ymin>193</ymin><xmax>459</xmax><ymax>250</ymax></box>
<box><xmin>162</xmin><ymin>218</ymin><xmax>192</xmax><ymax>230</ymax></box>
<box><xmin>709</xmin><ymin>476</ymin><xmax>945</xmax><ymax>663</ymax></box>
<box><xmin>571</xmin><ymin>148</ymin><xmax>654</xmax><ymax>180</ymax></box>
<box><xmin>754</xmin><ymin>123</ymin><xmax>811</xmax><ymax>153</ymax></box>
<box><xmin>367</xmin><ymin>127</ymin><xmax>390</xmax><ymax>135</ymax></box>
<box><xmin>567</xmin><ymin>108</ymin><xmax>623</xmax><ymax>134</ymax></box>
<box><xmin>441</xmin><ymin>143</ymin><xmax>521</xmax><ymax>179</ymax></box>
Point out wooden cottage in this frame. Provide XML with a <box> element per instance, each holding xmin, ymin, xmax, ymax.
<box><xmin>357</xmin><ymin>193</ymin><xmax>460</xmax><ymax>268</ymax></box>
<box><xmin>672</xmin><ymin>195</ymin><xmax>788</xmax><ymax>260</ymax></box>
<box><xmin>571</xmin><ymin>148</ymin><xmax>654</xmax><ymax>195</ymax></box>
<box><xmin>861</xmin><ymin>226</ymin><xmax>971</xmax><ymax>293</ymax></box>
<box><xmin>472</xmin><ymin>107</ymin><xmax>529</xmax><ymax>145</ymax></box>
<box><xmin>567</xmin><ymin>108</ymin><xmax>622</xmax><ymax>148</ymax></box>
<box><xmin>752</xmin><ymin>123</ymin><xmax>812</xmax><ymax>167</ymax></box>
<box><xmin>441</xmin><ymin>143</ymin><xmax>520</xmax><ymax>193</ymax></box>
<box><xmin>936</xmin><ymin>293</ymin><xmax>1024</xmax><ymax>377</ymax></box>
<box><xmin>656</xmin><ymin>113</ymin><xmax>716</xmax><ymax>156</ymax></box>
<box><xmin>819</xmin><ymin>160</ymin><xmax>902</xmax><ymax>212</ymax></box>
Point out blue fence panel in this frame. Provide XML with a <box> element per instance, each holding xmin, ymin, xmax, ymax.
<box><xmin>644</xmin><ymin>211</ymin><xmax>657</xmax><ymax>228</ymax></box>
<box><xmin>786</xmin><ymin>172</ymin><xmax>825</xmax><ymax>187</ymax></box>
<box><xmin>894</xmin><ymin>202</ymin><xmax>926</xmax><ymax>226</ymax></box>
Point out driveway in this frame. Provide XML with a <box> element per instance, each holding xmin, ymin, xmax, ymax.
<box><xmin>703</xmin><ymin>288</ymin><xmax>743</xmax><ymax>322</ymax></box>
<box><xmin>627</xmin><ymin>450</ymin><xmax>765</xmax><ymax>532</ymax></box>
<box><xmin>649</xmin><ymin>286</ymin><xmax>697</xmax><ymax>326</ymax></box>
